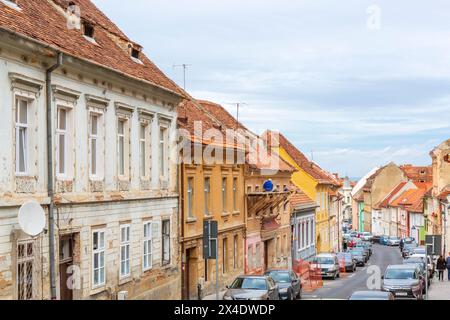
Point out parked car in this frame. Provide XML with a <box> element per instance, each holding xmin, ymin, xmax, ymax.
<box><xmin>337</xmin><ymin>252</ymin><xmax>356</xmax><ymax>272</ymax></box>
<box><xmin>402</xmin><ymin>243</ymin><xmax>418</xmax><ymax>259</ymax></box>
<box><xmin>408</xmin><ymin>254</ymin><xmax>435</xmax><ymax>280</ymax></box>
<box><xmin>311</xmin><ymin>253</ymin><xmax>340</xmax><ymax>280</ymax></box>
<box><xmin>402</xmin><ymin>259</ymin><xmax>429</xmax><ymax>291</ymax></box>
<box><xmin>356</xmin><ymin>241</ymin><xmax>372</xmax><ymax>256</ymax></box>
<box><xmin>387</xmin><ymin>236</ymin><xmax>401</xmax><ymax>246</ymax></box>
<box><xmin>223</xmin><ymin>276</ymin><xmax>280</xmax><ymax>300</ymax></box>
<box><xmin>351</xmin><ymin>246</ymin><xmax>369</xmax><ymax>262</ymax></box>
<box><xmin>382</xmin><ymin>265</ymin><xmax>424</xmax><ymax>300</ymax></box>
<box><xmin>349</xmin><ymin>250</ymin><xmax>366</xmax><ymax>266</ymax></box>
<box><xmin>349</xmin><ymin>290</ymin><xmax>395</xmax><ymax>300</ymax></box>
<box><xmin>361</xmin><ymin>232</ymin><xmax>373</xmax><ymax>242</ymax></box>
<box><xmin>380</xmin><ymin>235</ymin><xmax>389</xmax><ymax>245</ymax></box>
<box><xmin>400</xmin><ymin>237</ymin><xmax>417</xmax><ymax>252</ymax></box>
<box><xmin>413</xmin><ymin>247</ymin><xmax>426</xmax><ymax>255</ymax></box>
<box><xmin>372</xmin><ymin>235</ymin><xmax>381</xmax><ymax>244</ymax></box>
<box><xmin>350</xmin><ymin>231</ymin><xmax>358</xmax><ymax>238</ymax></box>
<box><xmin>264</xmin><ymin>269</ymin><xmax>302</xmax><ymax>300</ymax></box>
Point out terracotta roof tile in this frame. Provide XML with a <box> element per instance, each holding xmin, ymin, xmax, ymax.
<box><xmin>0</xmin><ymin>0</ymin><xmax>184</xmax><ymax>96</ymax></box>
<box><xmin>399</xmin><ymin>165</ymin><xmax>433</xmax><ymax>183</ymax></box>
<box><xmin>390</xmin><ymin>183</ymin><xmax>432</xmax><ymax>213</ymax></box>
<box><xmin>375</xmin><ymin>182</ymin><xmax>408</xmax><ymax>209</ymax></box>
<box><xmin>290</xmin><ymin>190</ymin><xmax>317</xmax><ymax>210</ymax></box>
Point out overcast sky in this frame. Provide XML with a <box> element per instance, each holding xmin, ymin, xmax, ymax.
<box><xmin>93</xmin><ymin>0</ymin><xmax>450</xmax><ymax>178</ymax></box>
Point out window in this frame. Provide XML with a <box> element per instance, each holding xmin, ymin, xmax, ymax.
<box><xmin>233</xmin><ymin>177</ymin><xmax>238</xmax><ymax>212</ymax></box>
<box><xmin>92</xmin><ymin>229</ymin><xmax>105</xmax><ymax>287</ymax></box>
<box><xmin>56</xmin><ymin>107</ymin><xmax>67</xmax><ymax>175</ymax></box>
<box><xmin>159</xmin><ymin>127</ymin><xmax>168</xmax><ymax>179</ymax></box>
<box><xmin>222</xmin><ymin>238</ymin><xmax>227</xmax><ymax>274</ymax></box>
<box><xmin>222</xmin><ymin>177</ymin><xmax>228</xmax><ymax>212</ymax></box>
<box><xmin>233</xmin><ymin>235</ymin><xmax>238</xmax><ymax>269</ymax></box>
<box><xmin>15</xmin><ymin>98</ymin><xmax>28</xmax><ymax>174</ymax></box>
<box><xmin>120</xmin><ymin>225</ymin><xmax>130</xmax><ymax>278</ymax></box>
<box><xmin>139</xmin><ymin>124</ymin><xmax>147</xmax><ymax>177</ymax></box>
<box><xmin>187</xmin><ymin>177</ymin><xmax>194</xmax><ymax>218</ymax></box>
<box><xmin>204</xmin><ymin>177</ymin><xmax>211</xmax><ymax>215</ymax></box>
<box><xmin>83</xmin><ymin>22</ymin><xmax>94</xmax><ymax>38</ymax></box>
<box><xmin>17</xmin><ymin>241</ymin><xmax>34</xmax><ymax>300</ymax></box>
<box><xmin>143</xmin><ymin>222</ymin><xmax>153</xmax><ymax>270</ymax></box>
<box><xmin>118</xmin><ymin>119</ymin><xmax>125</xmax><ymax>176</ymax></box>
<box><xmin>131</xmin><ymin>48</ymin><xmax>140</xmax><ymax>59</ymax></box>
<box><xmin>89</xmin><ymin>114</ymin><xmax>98</xmax><ymax>176</ymax></box>
<box><xmin>162</xmin><ymin>220</ymin><xmax>170</xmax><ymax>265</ymax></box>
<box><xmin>306</xmin><ymin>221</ymin><xmax>310</xmax><ymax>246</ymax></box>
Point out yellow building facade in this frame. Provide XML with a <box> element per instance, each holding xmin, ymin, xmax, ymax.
<box><xmin>265</xmin><ymin>132</ymin><xmax>340</xmax><ymax>253</ymax></box>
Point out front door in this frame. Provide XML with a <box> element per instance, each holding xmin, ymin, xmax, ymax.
<box><xmin>59</xmin><ymin>234</ymin><xmax>74</xmax><ymax>300</ymax></box>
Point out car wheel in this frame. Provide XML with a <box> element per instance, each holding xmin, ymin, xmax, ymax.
<box><xmin>336</xmin><ymin>271</ymin><xmax>340</xmax><ymax>278</ymax></box>
<box><xmin>296</xmin><ymin>289</ymin><xmax>302</xmax><ymax>300</ymax></box>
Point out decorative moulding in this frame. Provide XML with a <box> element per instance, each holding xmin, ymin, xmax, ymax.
<box><xmin>85</xmin><ymin>94</ymin><xmax>110</xmax><ymax>110</ymax></box>
<box><xmin>52</xmin><ymin>85</ymin><xmax>81</xmax><ymax>104</ymax></box>
<box><xmin>115</xmin><ymin>102</ymin><xmax>135</xmax><ymax>118</ymax></box>
<box><xmin>9</xmin><ymin>72</ymin><xmax>44</xmax><ymax>95</ymax></box>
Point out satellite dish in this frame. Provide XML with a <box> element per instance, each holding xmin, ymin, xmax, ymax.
<box><xmin>18</xmin><ymin>201</ymin><xmax>46</xmax><ymax>237</ymax></box>
<box><xmin>263</xmin><ymin>179</ymin><xmax>274</xmax><ymax>192</ymax></box>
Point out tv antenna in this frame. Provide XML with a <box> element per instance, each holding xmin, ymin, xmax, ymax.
<box><xmin>173</xmin><ymin>64</ymin><xmax>192</xmax><ymax>90</ymax></box>
<box><xmin>225</xmin><ymin>102</ymin><xmax>248</xmax><ymax>125</ymax></box>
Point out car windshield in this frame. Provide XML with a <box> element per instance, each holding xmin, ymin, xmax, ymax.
<box><xmin>337</xmin><ymin>254</ymin><xmax>352</xmax><ymax>261</ymax></box>
<box><xmin>385</xmin><ymin>269</ymin><xmax>416</xmax><ymax>280</ymax></box>
<box><xmin>350</xmin><ymin>251</ymin><xmax>363</xmax><ymax>256</ymax></box>
<box><xmin>352</xmin><ymin>247</ymin><xmax>364</xmax><ymax>252</ymax></box>
<box><xmin>389</xmin><ymin>237</ymin><xmax>399</xmax><ymax>240</ymax></box>
<box><xmin>230</xmin><ymin>278</ymin><xmax>267</xmax><ymax>290</ymax></box>
<box><xmin>405</xmin><ymin>257</ymin><xmax>425</xmax><ymax>264</ymax></box>
<box><xmin>414</xmin><ymin>248</ymin><xmax>426</xmax><ymax>254</ymax></box>
<box><xmin>313</xmin><ymin>257</ymin><xmax>334</xmax><ymax>264</ymax></box>
<box><xmin>266</xmin><ymin>272</ymin><xmax>290</xmax><ymax>283</ymax></box>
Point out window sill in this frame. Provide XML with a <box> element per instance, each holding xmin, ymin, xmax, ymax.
<box><xmin>221</xmin><ymin>212</ymin><xmax>231</xmax><ymax>218</ymax></box>
<box><xmin>187</xmin><ymin>217</ymin><xmax>197</xmax><ymax>224</ymax></box>
<box><xmin>204</xmin><ymin>214</ymin><xmax>213</xmax><ymax>220</ymax></box>
<box><xmin>119</xmin><ymin>276</ymin><xmax>133</xmax><ymax>286</ymax></box>
<box><xmin>90</xmin><ymin>285</ymin><xmax>106</xmax><ymax>296</ymax></box>
<box><xmin>232</xmin><ymin>211</ymin><xmax>240</xmax><ymax>216</ymax></box>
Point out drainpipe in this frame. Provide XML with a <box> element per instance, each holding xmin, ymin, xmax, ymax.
<box><xmin>46</xmin><ymin>52</ymin><xmax>63</xmax><ymax>300</ymax></box>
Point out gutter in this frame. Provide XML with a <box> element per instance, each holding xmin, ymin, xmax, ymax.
<box><xmin>46</xmin><ymin>52</ymin><xmax>63</xmax><ymax>300</ymax></box>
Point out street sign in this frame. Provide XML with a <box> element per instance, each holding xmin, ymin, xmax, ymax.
<box><xmin>203</xmin><ymin>220</ymin><xmax>218</xmax><ymax>260</ymax></box>
<box><xmin>425</xmin><ymin>235</ymin><xmax>442</xmax><ymax>255</ymax></box>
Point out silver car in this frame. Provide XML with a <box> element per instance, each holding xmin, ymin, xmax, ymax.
<box><xmin>311</xmin><ymin>253</ymin><xmax>340</xmax><ymax>280</ymax></box>
<box><xmin>382</xmin><ymin>265</ymin><xmax>424</xmax><ymax>300</ymax></box>
<box><xmin>388</xmin><ymin>236</ymin><xmax>400</xmax><ymax>246</ymax></box>
<box><xmin>223</xmin><ymin>276</ymin><xmax>280</xmax><ymax>300</ymax></box>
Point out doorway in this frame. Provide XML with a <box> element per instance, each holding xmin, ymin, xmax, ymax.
<box><xmin>59</xmin><ymin>234</ymin><xmax>75</xmax><ymax>300</ymax></box>
<box><xmin>186</xmin><ymin>248</ymin><xmax>198</xmax><ymax>300</ymax></box>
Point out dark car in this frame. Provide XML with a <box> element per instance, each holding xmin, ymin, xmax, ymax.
<box><xmin>349</xmin><ymin>250</ymin><xmax>365</xmax><ymax>266</ymax></box>
<box><xmin>402</xmin><ymin>243</ymin><xmax>417</xmax><ymax>259</ymax></box>
<box><xmin>372</xmin><ymin>235</ymin><xmax>382</xmax><ymax>244</ymax></box>
<box><xmin>337</xmin><ymin>252</ymin><xmax>356</xmax><ymax>272</ymax></box>
<box><xmin>382</xmin><ymin>265</ymin><xmax>424</xmax><ymax>300</ymax></box>
<box><xmin>350</xmin><ymin>247</ymin><xmax>369</xmax><ymax>263</ymax></box>
<box><xmin>380</xmin><ymin>235</ymin><xmax>389</xmax><ymax>245</ymax></box>
<box><xmin>223</xmin><ymin>276</ymin><xmax>280</xmax><ymax>300</ymax></box>
<box><xmin>356</xmin><ymin>241</ymin><xmax>372</xmax><ymax>256</ymax></box>
<box><xmin>264</xmin><ymin>270</ymin><xmax>302</xmax><ymax>300</ymax></box>
<box><xmin>349</xmin><ymin>290</ymin><xmax>395</xmax><ymax>300</ymax></box>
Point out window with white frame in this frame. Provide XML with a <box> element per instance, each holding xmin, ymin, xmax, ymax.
<box><xmin>222</xmin><ymin>177</ymin><xmax>228</xmax><ymax>212</ymax></box>
<box><xmin>89</xmin><ymin>113</ymin><xmax>101</xmax><ymax>177</ymax></box>
<box><xmin>118</xmin><ymin>119</ymin><xmax>126</xmax><ymax>176</ymax></box>
<box><xmin>120</xmin><ymin>225</ymin><xmax>131</xmax><ymax>278</ymax></box>
<box><xmin>139</xmin><ymin>124</ymin><xmax>147</xmax><ymax>178</ymax></box>
<box><xmin>92</xmin><ymin>229</ymin><xmax>105</xmax><ymax>287</ymax></box>
<box><xmin>187</xmin><ymin>177</ymin><xmax>194</xmax><ymax>218</ymax></box>
<box><xmin>233</xmin><ymin>177</ymin><xmax>238</xmax><ymax>212</ymax></box>
<box><xmin>162</xmin><ymin>220</ymin><xmax>170</xmax><ymax>265</ymax></box>
<box><xmin>15</xmin><ymin>97</ymin><xmax>29</xmax><ymax>175</ymax></box>
<box><xmin>159</xmin><ymin>126</ymin><xmax>168</xmax><ymax>180</ymax></box>
<box><xmin>204</xmin><ymin>177</ymin><xmax>211</xmax><ymax>215</ymax></box>
<box><xmin>17</xmin><ymin>241</ymin><xmax>34</xmax><ymax>300</ymax></box>
<box><xmin>143</xmin><ymin>221</ymin><xmax>152</xmax><ymax>271</ymax></box>
<box><xmin>56</xmin><ymin>107</ymin><xmax>68</xmax><ymax>176</ymax></box>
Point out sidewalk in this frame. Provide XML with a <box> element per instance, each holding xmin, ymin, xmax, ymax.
<box><xmin>428</xmin><ymin>271</ymin><xmax>450</xmax><ymax>300</ymax></box>
<box><xmin>203</xmin><ymin>291</ymin><xmax>226</xmax><ymax>300</ymax></box>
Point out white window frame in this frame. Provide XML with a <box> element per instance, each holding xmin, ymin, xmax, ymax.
<box><xmin>120</xmin><ymin>224</ymin><xmax>131</xmax><ymax>279</ymax></box>
<box><xmin>143</xmin><ymin>221</ymin><xmax>153</xmax><ymax>271</ymax></box>
<box><xmin>92</xmin><ymin>229</ymin><xmax>106</xmax><ymax>288</ymax></box>
<box><xmin>139</xmin><ymin>123</ymin><xmax>147</xmax><ymax>178</ymax></box>
<box><xmin>17</xmin><ymin>240</ymin><xmax>35</xmax><ymax>300</ymax></box>
<box><xmin>233</xmin><ymin>177</ymin><xmax>238</xmax><ymax>212</ymax></box>
<box><xmin>187</xmin><ymin>177</ymin><xmax>194</xmax><ymax>218</ymax></box>
<box><xmin>56</xmin><ymin>107</ymin><xmax>68</xmax><ymax>177</ymax></box>
<box><xmin>159</xmin><ymin>126</ymin><xmax>168</xmax><ymax>180</ymax></box>
<box><xmin>162</xmin><ymin>219</ymin><xmax>171</xmax><ymax>266</ymax></box>
<box><xmin>89</xmin><ymin>112</ymin><xmax>100</xmax><ymax>178</ymax></box>
<box><xmin>222</xmin><ymin>177</ymin><xmax>228</xmax><ymax>213</ymax></box>
<box><xmin>117</xmin><ymin>118</ymin><xmax>126</xmax><ymax>177</ymax></box>
<box><xmin>15</xmin><ymin>97</ymin><xmax>29</xmax><ymax>175</ymax></box>
<box><xmin>204</xmin><ymin>177</ymin><xmax>211</xmax><ymax>215</ymax></box>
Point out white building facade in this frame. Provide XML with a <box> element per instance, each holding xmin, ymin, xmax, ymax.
<box><xmin>0</xmin><ymin>8</ymin><xmax>183</xmax><ymax>300</ymax></box>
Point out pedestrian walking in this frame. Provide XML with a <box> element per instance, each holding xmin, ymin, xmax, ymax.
<box><xmin>446</xmin><ymin>252</ymin><xmax>450</xmax><ymax>281</ymax></box>
<box><xmin>436</xmin><ymin>255</ymin><xmax>446</xmax><ymax>281</ymax></box>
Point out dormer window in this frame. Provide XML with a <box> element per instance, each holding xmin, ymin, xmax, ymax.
<box><xmin>131</xmin><ymin>48</ymin><xmax>140</xmax><ymax>59</ymax></box>
<box><xmin>130</xmin><ymin>45</ymin><xmax>143</xmax><ymax>64</ymax></box>
<box><xmin>83</xmin><ymin>22</ymin><xmax>94</xmax><ymax>39</ymax></box>
<box><xmin>1</xmin><ymin>0</ymin><xmax>21</xmax><ymax>10</ymax></box>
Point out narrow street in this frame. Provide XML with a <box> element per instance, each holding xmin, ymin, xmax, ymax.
<box><xmin>303</xmin><ymin>244</ymin><xmax>402</xmax><ymax>300</ymax></box>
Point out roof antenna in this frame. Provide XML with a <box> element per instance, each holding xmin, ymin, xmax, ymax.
<box><xmin>225</xmin><ymin>102</ymin><xmax>248</xmax><ymax>125</ymax></box>
<box><xmin>173</xmin><ymin>64</ymin><xmax>191</xmax><ymax>91</ymax></box>
<box><xmin>311</xmin><ymin>150</ymin><xmax>314</xmax><ymax>161</ymax></box>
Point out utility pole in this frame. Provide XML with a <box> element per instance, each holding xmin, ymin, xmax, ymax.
<box><xmin>173</xmin><ymin>64</ymin><xmax>191</xmax><ymax>90</ymax></box>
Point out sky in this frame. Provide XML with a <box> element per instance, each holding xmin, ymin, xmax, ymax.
<box><xmin>93</xmin><ymin>0</ymin><xmax>450</xmax><ymax>178</ymax></box>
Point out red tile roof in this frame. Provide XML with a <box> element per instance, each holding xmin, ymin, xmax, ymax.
<box><xmin>375</xmin><ymin>182</ymin><xmax>408</xmax><ymax>209</ymax></box>
<box><xmin>0</xmin><ymin>0</ymin><xmax>184</xmax><ymax>96</ymax></box>
<box><xmin>198</xmin><ymin>100</ymin><xmax>249</xmax><ymax>132</ymax></box>
<box><xmin>399</xmin><ymin>165</ymin><xmax>433</xmax><ymax>183</ymax></box>
<box><xmin>291</xmin><ymin>190</ymin><xmax>317</xmax><ymax>210</ymax></box>
<box><xmin>264</xmin><ymin>131</ymin><xmax>340</xmax><ymax>186</ymax></box>
<box><xmin>390</xmin><ymin>183</ymin><xmax>432</xmax><ymax>213</ymax></box>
